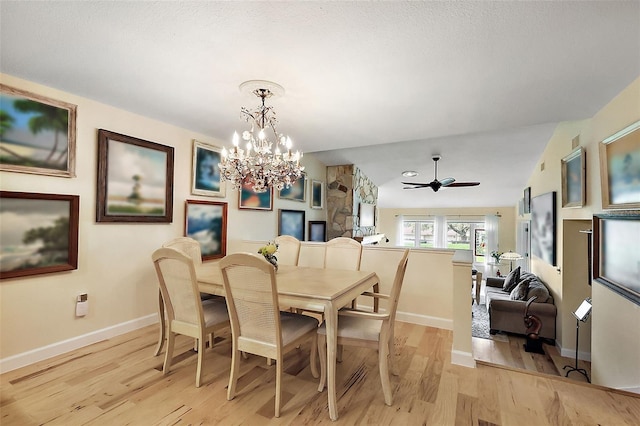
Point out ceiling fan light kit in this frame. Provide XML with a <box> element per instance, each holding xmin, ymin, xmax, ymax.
<box><xmin>402</xmin><ymin>155</ymin><xmax>480</xmax><ymax>192</ymax></box>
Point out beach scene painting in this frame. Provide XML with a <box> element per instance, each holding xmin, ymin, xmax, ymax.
<box><xmin>0</xmin><ymin>191</ymin><xmax>79</xmax><ymax>279</ymax></box>
<box><xmin>0</xmin><ymin>84</ymin><xmax>76</xmax><ymax>177</ymax></box>
<box><xmin>97</xmin><ymin>130</ymin><xmax>174</xmax><ymax>223</ymax></box>
<box><xmin>185</xmin><ymin>200</ymin><xmax>227</xmax><ymax>260</ymax></box>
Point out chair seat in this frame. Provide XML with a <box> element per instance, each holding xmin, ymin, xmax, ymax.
<box><xmin>202</xmin><ymin>298</ymin><xmax>229</xmax><ymax>328</ymax></box>
<box><xmin>280</xmin><ymin>311</ymin><xmax>319</xmax><ymax>344</ymax></box>
<box><xmin>318</xmin><ymin>315</ymin><xmax>382</xmax><ymax>341</ymax></box>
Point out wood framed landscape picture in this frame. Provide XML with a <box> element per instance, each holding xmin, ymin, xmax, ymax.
<box><xmin>0</xmin><ymin>84</ymin><xmax>77</xmax><ymax>177</ymax></box>
<box><xmin>311</xmin><ymin>180</ymin><xmax>324</xmax><ymax>209</ymax></box>
<box><xmin>0</xmin><ymin>191</ymin><xmax>79</xmax><ymax>280</ymax></box>
<box><xmin>278</xmin><ymin>209</ymin><xmax>305</xmax><ymax>241</ymax></box>
<box><xmin>185</xmin><ymin>200</ymin><xmax>227</xmax><ymax>260</ymax></box>
<box><xmin>599</xmin><ymin>120</ymin><xmax>640</xmax><ymax>210</ymax></box>
<box><xmin>96</xmin><ymin>129</ymin><xmax>174</xmax><ymax>223</ymax></box>
<box><xmin>238</xmin><ymin>181</ymin><xmax>273</xmax><ymax>210</ymax></box>
<box><xmin>191</xmin><ymin>139</ymin><xmax>225</xmax><ymax>197</ymax></box>
<box><xmin>561</xmin><ymin>147</ymin><xmax>586</xmax><ymax>208</ymax></box>
<box><xmin>279</xmin><ymin>172</ymin><xmax>306</xmax><ymax>202</ymax></box>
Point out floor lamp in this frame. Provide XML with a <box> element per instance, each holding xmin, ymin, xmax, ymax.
<box><xmin>563</xmin><ymin>297</ymin><xmax>592</xmax><ymax>383</ymax></box>
<box><xmin>500</xmin><ymin>251</ymin><xmax>523</xmax><ymax>272</ymax></box>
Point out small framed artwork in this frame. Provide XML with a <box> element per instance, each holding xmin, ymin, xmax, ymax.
<box><xmin>96</xmin><ymin>129</ymin><xmax>174</xmax><ymax>223</ymax></box>
<box><xmin>278</xmin><ymin>209</ymin><xmax>305</xmax><ymax>241</ymax></box>
<box><xmin>561</xmin><ymin>147</ymin><xmax>586</xmax><ymax>208</ymax></box>
<box><xmin>311</xmin><ymin>180</ymin><xmax>324</xmax><ymax>209</ymax></box>
<box><xmin>359</xmin><ymin>203</ymin><xmax>376</xmax><ymax>227</ymax></box>
<box><xmin>308</xmin><ymin>220</ymin><xmax>327</xmax><ymax>242</ymax></box>
<box><xmin>593</xmin><ymin>212</ymin><xmax>640</xmax><ymax>306</ymax></box>
<box><xmin>523</xmin><ymin>187</ymin><xmax>531</xmax><ymax>214</ymax></box>
<box><xmin>599</xmin><ymin>120</ymin><xmax>640</xmax><ymax>209</ymax></box>
<box><xmin>191</xmin><ymin>140</ymin><xmax>225</xmax><ymax>197</ymax></box>
<box><xmin>0</xmin><ymin>84</ymin><xmax>77</xmax><ymax>177</ymax></box>
<box><xmin>238</xmin><ymin>181</ymin><xmax>273</xmax><ymax>210</ymax></box>
<box><xmin>184</xmin><ymin>200</ymin><xmax>227</xmax><ymax>260</ymax></box>
<box><xmin>279</xmin><ymin>173</ymin><xmax>306</xmax><ymax>202</ymax></box>
<box><xmin>531</xmin><ymin>191</ymin><xmax>557</xmax><ymax>266</ymax></box>
<box><xmin>0</xmin><ymin>191</ymin><xmax>79</xmax><ymax>280</ymax></box>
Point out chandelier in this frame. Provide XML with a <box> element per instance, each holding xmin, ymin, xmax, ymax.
<box><xmin>219</xmin><ymin>80</ymin><xmax>304</xmax><ymax>193</ymax></box>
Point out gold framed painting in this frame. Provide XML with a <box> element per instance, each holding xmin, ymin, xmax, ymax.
<box><xmin>561</xmin><ymin>147</ymin><xmax>586</xmax><ymax>208</ymax></box>
<box><xmin>599</xmin><ymin>120</ymin><xmax>640</xmax><ymax>209</ymax></box>
<box><xmin>0</xmin><ymin>84</ymin><xmax>77</xmax><ymax>177</ymax></box>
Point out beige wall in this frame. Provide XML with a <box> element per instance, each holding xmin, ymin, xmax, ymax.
<box><xmin>523</xmin><ymin>76</ymin><xmax>640</xmax><ymax>391</ymax></box>
<box><xmin>0</xmin><ymin>74</ymin><xmax>327</xmax><ymax>366</ymax></box>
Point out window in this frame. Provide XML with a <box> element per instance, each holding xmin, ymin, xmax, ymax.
<box><xmin>402</xmin><ymin>220</ymin><xmax>435</xmax><ymax>247</ymax></box>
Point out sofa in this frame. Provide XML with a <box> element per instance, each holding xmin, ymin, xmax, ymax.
<box><xmin>485</xmin><ymin>268</ymin><xmax>557</xmax><ymax>340</ymax></box>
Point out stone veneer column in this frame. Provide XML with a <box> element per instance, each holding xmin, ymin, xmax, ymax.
<box><xmin>326</xmin><ymin>164</ymin><xmax>378</xmax><ymax>240</ymax></box>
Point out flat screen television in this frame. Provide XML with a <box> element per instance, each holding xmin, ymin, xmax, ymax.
<box><xmin>359</xmin><ymin>203</ymin><xmax>375</xmax><ymax>227</ymax></box>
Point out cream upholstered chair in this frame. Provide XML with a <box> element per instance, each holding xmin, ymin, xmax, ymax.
<box><xmin>324</xmin><ymin>237</ymin><xmax>362</xmax><ymax>270</ymax></box>
<box><xmin>317</xmin><ymin>249</ymin><xmax>409</xmax><ymax>406</ymax></box>
<box><xmin>274</xmin><ymin>235</ymin><xmax>301</xmax><ymax>266</ymax></box>
<box><xmin>220</xmin><ymin>252</ymin><xmax>320</xmax><ymax>417</ymax></box>
<box><xmin>151</xmin><ymin>247</ymin><xmax>230</xmax><ymax>387</ymax></box>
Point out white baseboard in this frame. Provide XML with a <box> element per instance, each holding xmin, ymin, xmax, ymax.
<box><xmin>396</xmin><ymin>310</ymin><xmax>453</xmax><ymax>330</ymax></box>
<box><xmin>557</xmin><ymin>342</ymin><xmax>592</xmax><ymax>362</ymax></box>
<box><xmin>617</xmin><ymin>385</ymin><xmax>640</xmax><ymax>394</ymax></box>
<box><xmin>0</xmin><ymin>314</ymin><xmax>157</xmax><ymax>374</ymax></box>
<box><xmin>451</xmin><ymin>350</ymin><xmax>476</xmax><ymax>368</ymax></box>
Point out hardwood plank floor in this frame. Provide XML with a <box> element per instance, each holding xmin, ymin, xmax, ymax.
<box><xmin>1</xmin><ymin>322</ymin><xmax>638</xmax><ymax>425</ymax></box>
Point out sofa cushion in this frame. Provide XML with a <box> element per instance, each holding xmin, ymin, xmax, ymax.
<box><xmin>502</xmin><ymin>266</ymin><xmax>521</xmax><ymax>292</ymax></box>
<box><xmin>527</xmin><ymin>282</ymin><xmax>551</xmax><ymax>303</ymax></box>
<box><xmin>509</xmin><ymin>280</ymin><xmax>530</xmax><ymax>300</ymax></box>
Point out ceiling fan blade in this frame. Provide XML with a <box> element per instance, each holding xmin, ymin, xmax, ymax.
<box><xmin>401</xmin><ymin>182</ymin><xmax>431</xmax><ymax>188</ymax></box>
<box><xmin>447</xmin><ymin>182</ymin><xmax>480</xmax><ymax>187</ymax></box>
<box><xmin>440</xmin><ymin>177</ymin><xmax>455</xmax><ymax>187</ymax></box>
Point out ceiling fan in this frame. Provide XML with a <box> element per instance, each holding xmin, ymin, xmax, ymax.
<box><xmin>402</xmin><ymin>155</ymin><xmax>480</xmax><ymax>192</ymax></box>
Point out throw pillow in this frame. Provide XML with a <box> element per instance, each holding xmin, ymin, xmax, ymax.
<box><xmin>502</xmin><ymin>266</ymin><xmax>521</xmax><ymax>293</ymax></box>
<box><xmin>509</xmin><ymin>280</ymin><xmax>530</xmax><ymax>301</ymax></box>
<box><xmin>527</xmin><ymin>284</ymin><xmax>550</xmax><ymax>303</ymax></box>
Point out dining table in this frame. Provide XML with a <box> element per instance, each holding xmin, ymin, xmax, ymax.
<box><xmin>153</xmin><ymin>261</ymin><xmax>380</xmax><ymax>421</ymax></box>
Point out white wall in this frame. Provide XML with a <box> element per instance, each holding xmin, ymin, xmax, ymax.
<box><xmin>0</xmin><ymin>74</ymin><xmax>327</xmax><ymax>369</ymax></box>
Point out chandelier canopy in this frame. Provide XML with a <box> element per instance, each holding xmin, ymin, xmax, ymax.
<box><xmin>219</xmin><ymin>80</ymin><xmax>304</xmax><ymax>193</ymax></box>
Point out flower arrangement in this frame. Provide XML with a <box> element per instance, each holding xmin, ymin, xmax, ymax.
<box><xmin>490</xmin><ymin>250</ymin><xmax>503</xmax><ymax>263</ymax></box>
<box><xmin>258</xmin><ymin>241</ymin><xmax>279</xmax><ymax>270</ymax></box>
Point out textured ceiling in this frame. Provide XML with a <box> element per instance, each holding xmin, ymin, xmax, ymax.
<box><xmin>1</xmin><ymin>1</ymin><xmax>638</xmax><ymax>208</ymax></box>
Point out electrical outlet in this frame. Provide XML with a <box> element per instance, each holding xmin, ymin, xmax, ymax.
<box><xmin>76</xmin><ymin>293</ymin><xmax>88</xmax><ymax>317</ymax></box>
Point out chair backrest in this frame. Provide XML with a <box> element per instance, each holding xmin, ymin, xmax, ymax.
<box><xmin>475</xmin><ymin>272</ymin><xmax>483</xmax><ymax>304</ymax></box>
<box><xmin>220</xmin><ymin>253</ymin><xmax>282</xmax><ymax>354</ymax></box>
<box><xmin>324</xmin><ymin>237</ymin><xmax>362</xmax><ymax>270</ymax></box>
<box><xmin>162</xmin><ymin>237</ymin><xmax>203</xmax><ymax>266</ymax></box>
<box><xmin>274</xmin><ymin>235</ymin><xmax>301</xmax><ymax>266</ymax></box>
<box><xmin>387</xmin><ymin>249</ymin><xmax>410</xmax><ymax>326</ymax></box>
<box><xmin>152</xmin><ymin>247</ymin><xmax>204</xmax><ymax>327</ymax></box>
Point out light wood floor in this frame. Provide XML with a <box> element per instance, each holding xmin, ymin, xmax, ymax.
<box><xmin>2</xmin><ymin>322</ymin><xmax>638</xmax><ymax>425</ymax></box>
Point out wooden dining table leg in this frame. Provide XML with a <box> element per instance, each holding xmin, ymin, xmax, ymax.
<box><xmin>153</xmin><ymin>290</ymin><xmax>166</xmax><ymax>356</ymax></box>
<box><xmin>325</xmin><ymin>301</ymin><xmax>339</xmax><ymax>421</ymax></box>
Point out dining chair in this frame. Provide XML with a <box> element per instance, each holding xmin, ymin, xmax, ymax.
<box><xmin>151</xmin><ymin>247</ymin><xmax>230</xmax><ymax>387</ymax></box>
<box><xmin>220</xmin><ymin>252</ymin><xmax>321</xmax><ymax>417</ymax></box>
<box><xmin>274</xmin><ymin>235</ymin><xmax>301</xmax><ymax>266</ymax></box>
<box><xmin>474</xmin><ymin>272</ymin><xmax>483</xmax><ymax>305</ymax></box>
<box><xmin>317</xmin><ymin>249</ymin><xmax>410</xmax><ymax>406</ymax></box>
<box><xmin>324</xmin><ymin>237</ymin><xmax>362</xmax><ymax>270</ymax></box>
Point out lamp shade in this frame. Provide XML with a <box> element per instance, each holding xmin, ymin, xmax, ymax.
<box><xmin>500</xmin><ymin>252</ymin><xmax>523</xmax><ymax>261</ymax></box>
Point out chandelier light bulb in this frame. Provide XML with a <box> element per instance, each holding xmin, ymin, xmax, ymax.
<box><xmin>258</xmin><ymin>129</ymin><xmax>265</xmax><ymax>140</ymax></box>
<box><xmin>232</xmin><ymin>132</ymin><xmax>239</xmax><ymax>147</ymax></box>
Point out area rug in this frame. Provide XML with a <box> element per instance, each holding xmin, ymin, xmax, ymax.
<box><xmin>472</xmin><ymin>304</ymin><xmax>508</xmax><ymax>342</ymax></box>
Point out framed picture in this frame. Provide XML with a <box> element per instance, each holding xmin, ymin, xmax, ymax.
<box><xmin>531</xmin><ymin>191</ymin><xmax>557</xmax><ymax>266</ymax></box>
<box><xmin>96</xmin><ymin>129</ymin><xmax>174</xmax><ymax>223</ymax></box>
<box><xmin>0</xmin><ymin>84</ymin><xmax>77</xmax><ymax>177</ymax></box>
<box><xmin>593</xmin><ymin>212</ymin><xmax>640</xmax><ymax>306</ymax></box>
<box><xmin>0</xmin><ymin>191</ymin><xmax>79</xmax><ymax>280</ymax></box>
<box><xmin>523</xmin><ymin>187</ymin><xmax>531</xmax><ymax>214</ymax></box>
<box><xmin>279</xmin><ymin>173</ymin><xmax>306</xmax><ymax>202</ymax></box>
<box><xmin>359</xmin><ymin>203</ymin><xmax>376</xmax><ymax>227</ymax></box>
<box><xmin>561</xmin><ymin>147</ymin><xmax>586</xmax><ymax>208</ymax></box>
<box><xmin>184</xmin><ymin>200</ymin><xmax>227</xmax><ymax>261</ymax></box>
<box><xmin>599</xmin><ymin>120</ymin><xmax>640</xmax><ymax>209</ymax></box>
<box><xmin>308</xmin><ymin>220</ymin><xmax>327</xmax><ymax>242</ymax></box>
<box><xmin>311</xmin><ymin>180</ymin><xmax>324</xmax><ymax>209</ymax></box>
<box><xmin>238</xmin><ymin>181</ymin><xmax>273</xmax><ymax>210</ymax></box>
<box><xmin>278</xmin><ymin>209</ymin><xmax>305</xmax><ymax>241</ymax></box>
<box><xmin>191</xmin><ymin>140</ymin><xmax>225</xmax><ymax>197</ymax></box>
